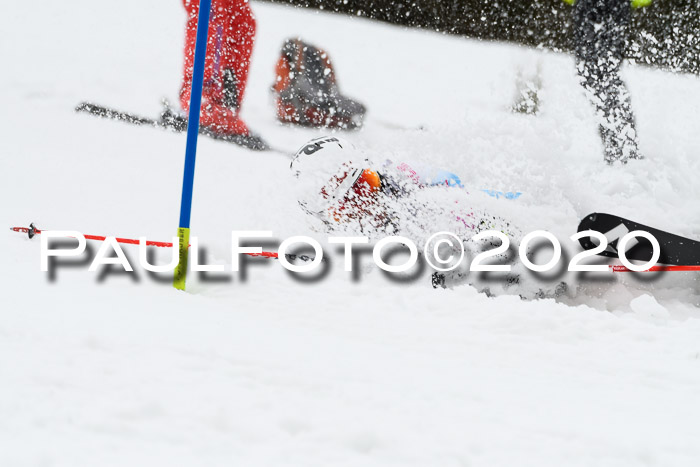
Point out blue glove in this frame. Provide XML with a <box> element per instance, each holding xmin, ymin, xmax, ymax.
<box><xmin>431</xmin><ymin>170</ymin><xmax>463</xmax><ymax>188</ymax></box>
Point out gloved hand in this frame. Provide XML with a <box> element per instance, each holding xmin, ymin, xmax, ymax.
<box><xmin>431</xmin><ymin>170</ymin><xmax>463</xmax><ymax>188</ymax></box>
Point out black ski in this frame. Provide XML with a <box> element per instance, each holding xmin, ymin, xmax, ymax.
<box><xmin>577</xmin><ymin>212</ymin><xmax>700</xmax><ymax>266</ymax></box>
<box><xmin>75</xmin><ymin>101</ymin><xmax>270</xmax><ymax>151</ymax></box>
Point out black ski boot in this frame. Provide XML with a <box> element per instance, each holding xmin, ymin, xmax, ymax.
<box><xmin>272</xmin><ymin>38</ymin><xmax>366</xmax><ymax>130</ymax></box>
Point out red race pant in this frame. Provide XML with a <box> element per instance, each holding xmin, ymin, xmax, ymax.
<box><xmin>180</xmin><ymin>0</ymin><xmax>256</xmax><ymax>134</ymax></box>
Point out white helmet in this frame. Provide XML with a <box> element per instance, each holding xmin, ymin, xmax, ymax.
<box><xmin>290</xmin><ymin>136</ymin><xmax>354</xmax><ymax>178</ymax></box>
<box><xmin>291</xmin><ymin>136</ymin><xmax>373</xmax><ymax>221</ymax></box>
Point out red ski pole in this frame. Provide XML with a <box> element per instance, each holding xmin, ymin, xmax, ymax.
<box><xmin>609</xmin><ymin>264</ymin><xmax>700</xmax><ymax>272</ymax></box>
<box><xmin>10</xmin><ymin>224</ymin><xmax>279</xmax><ymax>259</ymax></box>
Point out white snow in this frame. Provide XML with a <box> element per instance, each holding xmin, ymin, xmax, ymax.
<box><xmin>1</xmin><ymin>1</ymin><xmax>700</xmax><ymax>466</ymax></box>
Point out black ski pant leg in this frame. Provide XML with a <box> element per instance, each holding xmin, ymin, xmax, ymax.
<box><xmin>573</xmin><ymin>0</ymin><xmax>640</xmax><ymax>164</ymax></box>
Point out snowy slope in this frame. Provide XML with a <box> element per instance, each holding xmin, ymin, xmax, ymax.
<box><xmin>2</xmin><ymin>1</ymin><xmax>700</xmax><ymax>466</ymax></box>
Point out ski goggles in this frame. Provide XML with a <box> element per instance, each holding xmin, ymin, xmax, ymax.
<box><xmin>337</xmin><ymin>167</ymin><xmax>381</xmax><ymax>199</ymax></box>
<box><xmin>319</xmin><ymin>166</ymin><xmax>382</xmax><ymax>222</ymax></box>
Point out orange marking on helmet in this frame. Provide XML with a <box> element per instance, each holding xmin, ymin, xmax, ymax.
<box><xmin>353</xmin><ymin>169</ymin><xmax>381</xmax><ymax>194</ymax></box>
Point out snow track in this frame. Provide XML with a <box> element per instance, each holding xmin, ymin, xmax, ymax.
<box><xmin>1</xmin><ymin>1</ymin><xmax>700</xmax><ymax>466</ymax></box>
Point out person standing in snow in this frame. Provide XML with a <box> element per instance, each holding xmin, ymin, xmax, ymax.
<box><xmin>180</xmin><ymin>0</ymin><xmax>264</xmax><ymax>146</ymax></box>
<box><xmin>565</xmin><ymin>0</ymin><xmax>653</xmax><ymax>164</ymax></box>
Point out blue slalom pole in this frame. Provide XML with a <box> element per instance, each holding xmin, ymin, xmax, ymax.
<box><xmin>174</xmin><ymin>0</ymin><xmax>212</xmax><ymax>290</ymax></box>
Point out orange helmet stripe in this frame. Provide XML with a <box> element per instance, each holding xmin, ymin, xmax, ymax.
<box><xmin>355</xmin><ymin>169</ymin><xmax>381</xmax><ymax>192</ymax></box>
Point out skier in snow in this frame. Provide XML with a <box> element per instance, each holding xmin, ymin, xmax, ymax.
<box><xmin>179</xmin><ymin>0</ymin><xmax>265</xmax><ymax>146</ymax></box>
<box><xmin>291</xmin><ymin>136</ymin><xmax>568</xmax><ymax>298</ymax></box>
<box><xmin>290</xmin><ymin>136</ymin><xmax>469</xmax><ymax>235</ymax></box>
<box><xmin>565</xmin><ymin>0</ymin><xmax>653</xmax><ymax>163</ymax></box>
